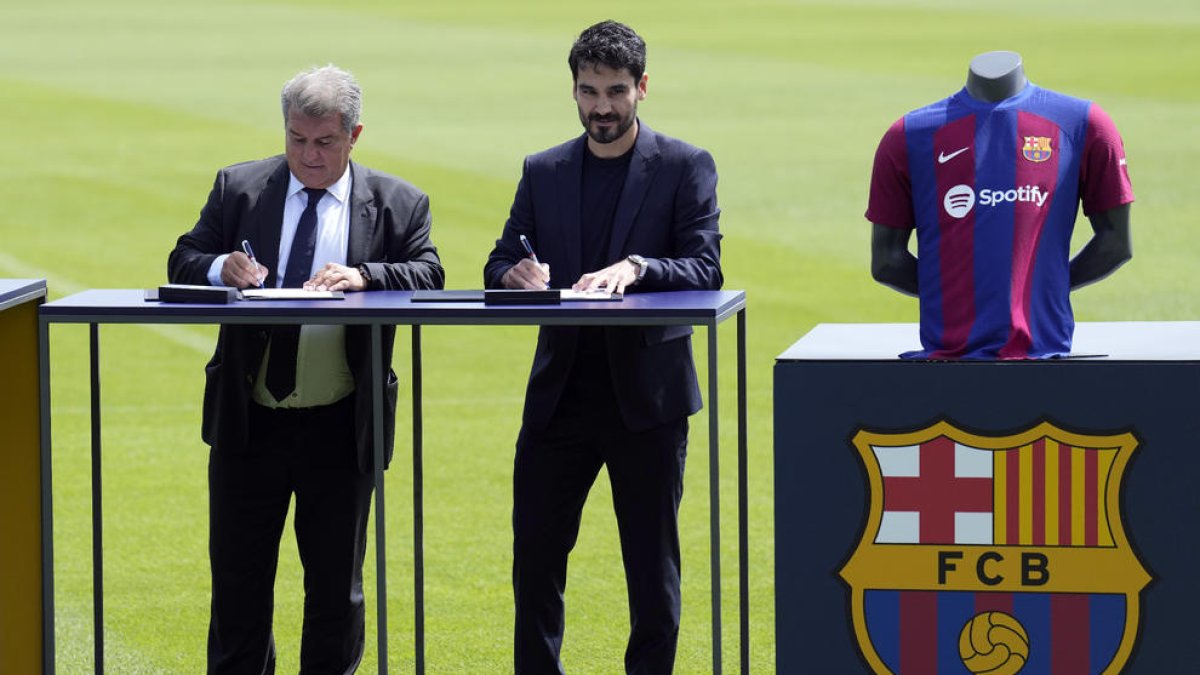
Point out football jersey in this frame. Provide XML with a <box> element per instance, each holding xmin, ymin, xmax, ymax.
<box><xmin>866</xmin><ymin>84</ymin><xmax>1134</xmax><ymax>359</ymax></box>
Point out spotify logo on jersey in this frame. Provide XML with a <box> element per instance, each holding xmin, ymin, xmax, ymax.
<box><xmin>943</xmin><ymin>184</ymin><xmax>976</xmax><ymax>218</ymax></box>
<box><xmin>943</xmin><ymin>184</ymin><xmax>1051</xmax><ymax>219</ymax></box>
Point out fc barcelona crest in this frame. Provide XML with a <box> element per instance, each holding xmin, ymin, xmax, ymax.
<box><xmin>840</xmin><ymin>421</ymin><xmax>1149</xmax><ymax>674</ymax></box>
<box><xmin>1022</xmin><ymin>136</ymin><xmax>1053</xmax><ymax>163</ymax></box>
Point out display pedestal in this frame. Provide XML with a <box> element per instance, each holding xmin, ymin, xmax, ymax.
<box><xmin>775</xmin><ymin>322</ymin><xmax>1200</xmax><ymax>673</ymax></box>
<box><xmin>0</xmin><ymin>279</ymin><xmax>47</xmax><ymax>674</ymax></box>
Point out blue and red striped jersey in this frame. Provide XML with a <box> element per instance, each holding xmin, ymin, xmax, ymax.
<box><xmin>866</xmin><ymin>85</ymin><xmax>1134</xmax><ymax>359</ymax></box>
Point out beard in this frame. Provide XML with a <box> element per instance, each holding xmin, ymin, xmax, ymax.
<box><xmin>580</xmin><ymin>108</ymin><xmax>637</xmax><ymax>145</ymax></box>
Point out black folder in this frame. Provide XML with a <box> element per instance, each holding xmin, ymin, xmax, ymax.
<box><xmin>150</xmin><ymin>284</ymin><xmax>241</xmax><ymax>304</ymax></box>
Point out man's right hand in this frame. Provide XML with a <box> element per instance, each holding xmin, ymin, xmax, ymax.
<box><xmin>221</xmin><ymin>251</ymin><xmax>268</xmax><ymax>288</ymax></box>
<box><xmin>501</xmin><ymin>258</ymin><xmax>551</xmax><ymax>289</ymax></box>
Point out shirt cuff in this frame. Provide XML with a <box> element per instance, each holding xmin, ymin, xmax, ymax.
<box><xmin>207</xmin><ymin>254</ymin><xmax>229</xmax><ymax>286</ymax></box>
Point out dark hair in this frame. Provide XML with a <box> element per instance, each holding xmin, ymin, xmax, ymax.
<box><xmin>568</xmin><ymin>20</ymin><xmax>646</xmax><ymax>82</ymax></box>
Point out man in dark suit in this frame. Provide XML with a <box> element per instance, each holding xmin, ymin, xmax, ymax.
<box><xmin>169</xmin><ymin>65</ymin><xmax>443</xmax><ymax>673</ymax></box>
<box><xmin>484</xmin><ymin>21</ymin><xmax>722</xmax><ymax>674</ymax></box>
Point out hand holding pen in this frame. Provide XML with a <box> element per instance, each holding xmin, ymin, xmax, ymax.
<box><xmin>219</xmin><ymin>241</ymin><xmax>268</xmax><ymax>288</ymax></box>
<box><xmin>503</xmin><ymin>234</ymin><xmax>551</xmax><ymax>289</ymax></box>
<box><xmin>238</xmin><ymin>239</ymin><xmax>266</xmax><ymax>288</ymax></box>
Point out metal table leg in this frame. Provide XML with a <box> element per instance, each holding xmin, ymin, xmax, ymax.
<box><xmin>412</xmin><ymin>326</ymin><xmax>425</xmax><ymax>674</ymax></box>
<box><xmin>38</xmin><ymin>317</ymin><xmax>56</xmax><ymax>674</ymax></box>
<box><xmin>89</xmin><ymin>324</ymin><xmax>104</xmax><ymax>674</ymax></box>
<box><xmin>737</xmin><ymin>309</ymin><xmax>748</xmax><ymax>675</ymax></box>
<box><xmin>371</xmin><ymin>325</ymin><xmax>389</xmax><ymax>674</ymax></box>
<box><xmin>707</xmin><ymin>324</ymin><xmax>723</xmax><ymax>674</ymax></box>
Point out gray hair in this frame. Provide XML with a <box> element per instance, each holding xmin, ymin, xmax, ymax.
<box><xmin>280</xmin><ymin>65</ymin><xmax>362</xmax><ymax>135</ymax></box>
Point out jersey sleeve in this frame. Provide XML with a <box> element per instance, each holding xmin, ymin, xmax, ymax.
<box><xmin>865</xmin><ymin>117</ymin><xmax>915</xmax><ymax>229</ymax></box>
<box><xmin>1079</xmin><ymin>104</ymin><xmax>1135</xmax><ymax>216</ymax></box>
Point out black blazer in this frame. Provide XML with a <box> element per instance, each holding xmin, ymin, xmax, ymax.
<box><xmin>168</xmin><ymin>156</ymin><xmax>444</xmax><ymax>470</ymax></box>
<box><xmin>484</xmin><ymin>123</ymin><xmax>722</xmax><ymax>432</ymax></box>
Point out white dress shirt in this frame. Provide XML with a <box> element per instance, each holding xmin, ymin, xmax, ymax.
<box><xmin>208</xmin><ymin>166</ymin><xmax>356</xmax><ymax>409</ymax></box>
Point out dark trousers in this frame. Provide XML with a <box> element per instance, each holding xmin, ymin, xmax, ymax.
<box><xmin>512</xmin><ymin>381</ymin><xmax>689</xmax><ymax>675</ymax></box>
<box><xmin>207</xmin><ymin>397</ymin><xmax>374</xmax><ymax>675</ymax></box>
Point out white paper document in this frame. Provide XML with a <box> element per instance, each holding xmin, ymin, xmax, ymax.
<box><xmin>241</xmin><ymin>289</ymin><xmax>345</xmax><ymax>300</ymax></box>
<box><xmin>560</xmin><ymin>290</ymin><xmax>622</xmax><ymax>302</ymax></box>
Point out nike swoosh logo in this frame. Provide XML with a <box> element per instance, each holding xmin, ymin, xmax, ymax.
<box><xmin>938</xmin><ymin>147</ymin><xmax>969</xmax><ymax>164</ymax></box>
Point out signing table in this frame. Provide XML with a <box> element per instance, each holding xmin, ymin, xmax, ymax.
<box><xmin>39</xmin><ymin>289</ymin><xmax>748</xmax><ymax>674</ymax></box>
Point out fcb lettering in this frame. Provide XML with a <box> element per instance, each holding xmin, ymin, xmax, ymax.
<box><xmin>936</xmin><ymin>550</ymin><xmax>1050</xmax><ymax>586</ymax></box>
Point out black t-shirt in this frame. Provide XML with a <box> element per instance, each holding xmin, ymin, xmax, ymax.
<box><xmin>556</xmin><ymin>145</ymin><xmax>634</xmax><ymax>417</ymax></box>
<box><xmin>575</xmin><ymin>146</ymin><xmax>633</xmax><ymax>361</ymax></box>
<box><xmin>579</xmin><ymin>146</ymin><xmax>633</xmax><ymax>273</ymax></box>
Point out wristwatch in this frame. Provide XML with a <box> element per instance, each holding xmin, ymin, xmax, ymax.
<box><xmin>626</xmin><ymin>254</ymin><xmax>648</xmax><ymax>284</ymax></box>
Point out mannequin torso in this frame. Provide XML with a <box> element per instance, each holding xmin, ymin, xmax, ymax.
<box><xmin>965</xmin><ymin>51</ymin><xmax>1028</xmax><ymax>102</ymax></box>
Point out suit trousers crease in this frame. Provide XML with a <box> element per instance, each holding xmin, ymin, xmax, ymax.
<box><xmin>513</xmin><ymin>358</ymin><xmax>689</xmax><ymax>675</ymax></box>
<box><xmin>208</xmin><ymin>396</ymin><xmax>374</xmax><ymax>675</ymax></box>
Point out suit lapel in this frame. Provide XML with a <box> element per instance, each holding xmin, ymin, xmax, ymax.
<box><xmin>556</xmin><ymin>138</ymin><xmax>585</xmax><ymax>283</ymax></box>
<box><xmin>248</xmin><ymin>158</ymin><xmax>289</xmax><ymax>287</ymax></box>
<box><xmin>346</xmin><ymin>160</ymin><xmax>377</xmax><ymax>266</ymax></box>
<box><xmin>607</xmin><ymin>122</ymin><xmax>661</xmax><ymax>261</ymax></box>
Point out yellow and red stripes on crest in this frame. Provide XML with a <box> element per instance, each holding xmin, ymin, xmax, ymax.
<box><xmin>993</xmin><ymin>438</ymin><xmax>1117</xmax><ymax>546</ymax></box>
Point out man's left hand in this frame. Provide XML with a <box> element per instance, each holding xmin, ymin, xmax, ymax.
<box><xmin>573</xmin><ymin>259</ymin><xmax>639</xmax><ymax>295</ymax></box>
<box><xmin>305</xmin><ymin>262</ymin><xmax>367</xmax><ymax>292</ymax></box>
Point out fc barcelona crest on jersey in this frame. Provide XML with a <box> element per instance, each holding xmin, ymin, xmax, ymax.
<box><xmin>840</xmin><ymin>421</ymin><xmax>1149</xmax><ymax>674</ymax></box>
<box><xmin>1022</xmin><ymin>136</ymin><xmax>1053</xmax><ymax>163</ymax></box>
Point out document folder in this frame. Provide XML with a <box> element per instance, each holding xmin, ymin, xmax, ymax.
<box><xmin>152</xmin><ymin>284</ymin><xmax>240</xmax><ymax>304</ymax></box>
<box><xmin>483</xmin><ymin>289</ymin><xmax>561</xmax><ymax>305</ymax></box>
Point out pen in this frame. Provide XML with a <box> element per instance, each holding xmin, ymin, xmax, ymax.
<box><xmin>518</xmin><ymin>234</ymin><xmax>540</xmax><ymax>265</ymax></box>
<box><xmin>241</xmin><ymin>239</ymin><xmax>265</xmax><ymax>288</ymax></box>
<box><xmin>518</xmin><ymin>234</ymin><xmax>550</xmax><ymax>289</ymax></box>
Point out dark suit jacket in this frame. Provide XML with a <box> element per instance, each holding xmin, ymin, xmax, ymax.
<box><xmin>484</xmin><ymin>123</ymin><xmax>722</xmax><ymax>432</ymax></box>
<box><xmin>168</xmin><ymin>156</ymin><xmax>444</xmax><ymax>471</ymax></box>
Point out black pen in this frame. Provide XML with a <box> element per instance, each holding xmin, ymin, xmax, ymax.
<box><xmin>241</xmin><ymin>239</ymin><xmax>265</xmax><ymax>288</ymax></box>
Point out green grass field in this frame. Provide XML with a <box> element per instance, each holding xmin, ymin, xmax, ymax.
<box><xmin>3</xmin><ymin>0</ymin><xmax>1199</xmax><ymax>671</ymax></box>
